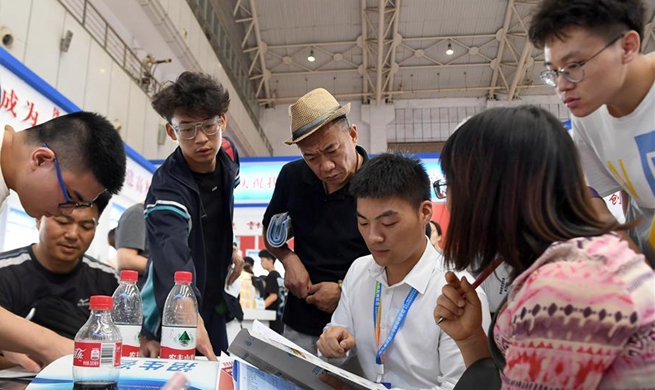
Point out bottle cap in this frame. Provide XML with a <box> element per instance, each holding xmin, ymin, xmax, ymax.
<box><xmin>119</xmin><ymin>270</ymin><xmax>139</xmax><ymax>282</ymax></box>
<box><xmin>89</xmin><ymin>295</ymin><xmax>113</xmax><ymax>310</ymax></box>
<box><xmin>174</xmin><ymin>271</ymin><xmax>193</xmax><ymax>284</ymax></box>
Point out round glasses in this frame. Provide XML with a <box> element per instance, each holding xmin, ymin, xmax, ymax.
<box><xmin>540</xmin><ymin>34</ymin><xmax>623</xmax><ymax>87</ymax></box>
<box><xmin>170</xmin><ymin>116</ymin><xmax>222</xmax><ymax>140</ymax></box>
<box><xmin>433</xmin><ymin>179</ymin><xmax>447</xmax><ymax>200</ymax></box>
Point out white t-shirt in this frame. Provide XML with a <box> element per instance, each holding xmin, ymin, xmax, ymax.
<box><xmin>573</xmin><ymin>82</ymin><xmax>655</xmax><ymax>265</ymax></box>
<box><xmin>325</xmin><ymin>241</ymin><xmax>491</xmax><ymax>390</ymax></box>
<box><xmin>0</xmin><ymin>126</ymin><xmax>10</xmax><ymax>210</ymax></box>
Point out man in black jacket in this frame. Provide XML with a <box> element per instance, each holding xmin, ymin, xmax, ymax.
<box><xmin>141</xmin><ymin>72</ymin><xmax>243</xmax><ymax>359</ymax></box>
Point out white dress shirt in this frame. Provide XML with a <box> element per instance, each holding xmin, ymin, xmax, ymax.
<box><xmin>326</xmin><ymin>238</ymin><xmax>491</xmax><ymax>390</ymax></box>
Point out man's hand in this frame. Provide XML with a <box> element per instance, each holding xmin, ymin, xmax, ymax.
<box><xmin>281</xmin><ymin>253</ymin><xmax>311</xmax><ymax>299</ymax></box>
<box><xmin>319</xmin><ymin>372</ymin><xmax>357</xmax><ymax>390</ymax></box>
<box><xmin>195</xmin><ymin>315</ymin><xmax>217</xmax><ymax>360</ymax></box>
<box><xmin>139</xmin><ymin>336</ymin><xmax>160</xmax><ymax>358</ymax></box>
<box><xmin>317</xmin><ymin>326</ymin><xmax>355</xmax><ymax>358</ymax></box>
<box><xmin>1</xmin><ymin>350</ymin><xmax>42</xmax><ymax>372</ymax></box>
<box><xmin>227</xmin><ymin>249</ymin><xmax>244</xmax><ymax>286</ymax></box>
<box><xmin>306</xmin><ymin>282</ymin><xmax>341</xmax><ymax>313</ymax></box>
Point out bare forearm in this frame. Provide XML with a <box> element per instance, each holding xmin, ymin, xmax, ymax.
<box><xmin>456</xmin><ymin>329</ymin><xmax>491</xmax><ymax>368</ymax></box>
<box><xmin>0</xmin><ymin>307</ymin><xmax>72</xmax><ymax>363</ymax></box>
<box><xmin>116</xmin><ymin>248</ymin><xmax>147</xmax><ymax>273</ymax></box>
<box><xmin>264</xmin><ymin>293</ymin><xmax>278</xmax><ymax>308</ymax></box>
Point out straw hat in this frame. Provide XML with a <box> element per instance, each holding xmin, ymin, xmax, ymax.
<box><xmin>285</xmin><ymin>88</ymin><xmax>351</xmax><ymax>145</ymax></box>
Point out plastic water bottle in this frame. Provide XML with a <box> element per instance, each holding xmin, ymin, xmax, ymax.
<box><xmin>160</xmin><ymin>271</ymin><xmax>198</xmax><ymax>360</ymax></box>
<box><xmin>112</xmin><ymin>270</ymin><xmax>142</xmax><ymax>357</ymax></box>
<box><xmin>73</xmin><ymin>295</ymin><xmax>122</xmax><ymax>390</ymax></box>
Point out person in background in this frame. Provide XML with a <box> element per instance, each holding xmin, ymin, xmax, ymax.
<box><xmin>115</xmin><ymin>203</ymin><xmax>149</xmax><ymax>287</ymax></box>
<box><xmin>318</xmin><ymin>152</ymin><xmax>490</xmax><ymax>390</ymax></box>
<box><xmin>258</xmin><ymin>249</ymin><xmax>284</xmax><ymax>334</ymax></box>
<box><xmin>243</xmin><ymin>256</ymin><xmax>255</xmax><ymax>275</ymax></box>
<box><xmin>262</xmin><ymin>88</ymin><xmax>370</xmax><ymax>355</ymax></box>
<box><xmin>0</xmin><ymin>111</ymin><xmax>126</xmax><ymax>370</ymax></box>
<box><xmin>141</xmin><ymin>71</ymin><xmax>243</xmax><ymax>359</ymax></box>
<box><xmin>428</xmin><ymin>220</ymin><xmax>442</xmax><ymax>252</ymax></box>
<box><xmin>528</xmin><ymin>0</ymin><xmax>655</xmax><ymax>266</ymax></box>
<box><xmin>434</xmin><ymin>106</ymin><xmax>654</xmax><ymax>388</ymax></box>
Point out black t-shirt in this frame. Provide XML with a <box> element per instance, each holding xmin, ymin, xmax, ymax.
<box><xmin>0</xmin><ymin>245</ymin><xmax>119</xmax><ymax>319</ymax></box>
<box><xmin>262</xmin><ymin>146</ymin><xmax>371</xmax><ymax>336</ymax></box>
<box><xmin>264</xmin><ymin>270</ymin><xmax>282</xmax><ymax>312</ymax></box>
<box><xmin>192</xmin><ymin>164</ymin><xmax>226</xmax><ymax>310</ymax></box>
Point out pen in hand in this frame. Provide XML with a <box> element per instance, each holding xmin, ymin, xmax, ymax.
<box><xmin>435</xmin><ymin>257</ymin><xmax>503</xmax><ymax>325</ymax></box>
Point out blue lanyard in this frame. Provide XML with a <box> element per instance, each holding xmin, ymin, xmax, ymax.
<box><xmin>373</xmin><ymin>281</ymin><xmax>418</xmax><ymax>366</ymax></box>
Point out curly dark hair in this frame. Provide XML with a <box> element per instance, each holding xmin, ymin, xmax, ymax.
<box><xmin>528</xmin><ymin>0</ymin><xmax>647</xmax><ymax>49</ymax></box>
<box><xmin>151</xmin><ymin>72</ymin><xmax>230</xmax><ymax>122</ymax></box>
<box><xmin>25</xmin><ymin>112</ymin><xmax>126</xmax><ymax>195</ymax></box>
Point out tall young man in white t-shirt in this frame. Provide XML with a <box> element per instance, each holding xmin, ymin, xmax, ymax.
<box><xmin>0</xmin><ymin>111</ymin><xmax>126</xmax><ymax>370</ymax></box>
<box><xmin>529</xmin><ymin>0</ymin><xmax>655</xmax><ymax>266</ymax></box>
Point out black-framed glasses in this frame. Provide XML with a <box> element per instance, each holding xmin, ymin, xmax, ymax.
<box><xmin>540</xmin><ymin>34</ymin><xmax>624</xmax><ymax>87</ymax></box>
<box><xmin>170</xmin><ymin>116</ymin><xmax>222</xmax><ymax>140</ymax></box>
<box><xmin>43</xmin><ymin>143</ymin><xmax>94</xmax><ymax>214</ymax></box>
<box><xmin>433</xmin><ymin>179</ymin><xmax>447</xmax><ymax>199</ymax></box>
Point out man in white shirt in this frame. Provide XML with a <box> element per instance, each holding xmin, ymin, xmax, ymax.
<box><xmin>528</xmin><ymin>0</ymin><xmax>655</xmax><ymax>266</ymax></box>
<box><xmin>317</xmin><ymin>152</ymin><xmax>490</xmax><ymax>390</ymax></box>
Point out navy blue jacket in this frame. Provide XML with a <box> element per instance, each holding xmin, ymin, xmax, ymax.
<box><xmin>141</xmin><ymin>138</ymin><xmax>239</xmax><ymax>339</ymax></box>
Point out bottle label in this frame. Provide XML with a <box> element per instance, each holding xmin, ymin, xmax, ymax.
<box><xmin>160</xmin><ymin>326</ymin><xmax>196</xmax><ymax>360</ymax></box>
<box><xmin>116</xmin><ymin>324</ymin><xmax>141</xmax><ymax>357</ymax></box>
<box><xmin>73</xmin><ymin>341</ymin><xmax>122</xmax><ymax>368</ymax></box>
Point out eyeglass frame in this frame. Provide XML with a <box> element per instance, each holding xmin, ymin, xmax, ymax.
<box><xmin>169</xmin><ymin>116</ymin><xmax>223</xmax><ymax>140</ymax></box>
<box><xmin>433</xmin><ymin>179</ymin><xmax>447</xmax><ymax>200</ymax></box>
<box><xmin>540</xmin><ymin>34</ymin><xmax>624</xmax><ymax>87</ymax></box>
<box><xmin>42</xmin><ymin>143</ymin><xmax>95</xmax><ymax>214</ymax></box>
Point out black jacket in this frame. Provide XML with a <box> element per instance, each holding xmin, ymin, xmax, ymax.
<box><xmin>141</xmin><ymin>139</ymin><xmax>239</xmax><ymax>339</ymax></box>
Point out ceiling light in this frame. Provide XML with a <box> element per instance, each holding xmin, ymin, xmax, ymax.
<box><xmin>307</xmin><ymin>49</ymin><xmax>316</xmax><ymax>62</ymax></box>
<box><xmin>446</xmin><ymin>43</ymin><xmax>454</xmax><ymax>56</ymax></box>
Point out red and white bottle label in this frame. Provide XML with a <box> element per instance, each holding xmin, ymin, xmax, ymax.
<box><xmin>160</xmin><ymin>326</ymin><xmax>196</xmax><ymax>360</ymax></box>
<box><xmin>73</xmin><ymin>341</ymin><xmax>122</xmax><ymax>367</ymax></box>
<box><xmin>116</xmin><ymin>324</ymin><xmax>141</xmax><ymax>357</ymax></box>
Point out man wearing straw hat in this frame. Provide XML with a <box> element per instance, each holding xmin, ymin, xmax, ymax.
<box><xmin>262</xmin><ymin>88</ymin><xmax>370</xmax><ymax>355</ymax></box>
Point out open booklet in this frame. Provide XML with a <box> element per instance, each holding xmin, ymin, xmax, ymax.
<box><xmin>228</xmin><ymin>321</ymin><xmax>387</xmax><ymax>390</ymax></box>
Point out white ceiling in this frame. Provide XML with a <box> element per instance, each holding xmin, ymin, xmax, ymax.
<box><xmin>232</xmin><ymin>0</ymin><xmax>655</xmax><ymax>106</ymax></box>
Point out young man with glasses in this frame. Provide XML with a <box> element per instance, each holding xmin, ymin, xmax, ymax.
<box><xmin>529</xmin><ymin>0</ymin><xmax>655</xmax><ymax>266</ymax></box>
<box><xmin>0</xmin><ymin>192</ymin><xmax>117</xmax><ymax>369</ymax></box>
<box><xmin>140</xmin><ymin>72</ymin><xmax>242</xmax><ymax>359</ymax></box>
<box><xmin>0</xmin><ymin>111</ymin><xmax>126</xmax><ymax>370</ymax></box>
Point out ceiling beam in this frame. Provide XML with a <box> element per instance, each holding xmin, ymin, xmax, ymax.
<box><xmin>385</xmin><ymin>0</ymin><xmax>401</xmax><ymax>103</ymax></box>
<box><xmin>375</xmin><ymin>0</ymin><xmax>385</xmax><ymax>106</ymax></box>
<box><xmin>361</xmin><ymin>0</ymin><xmax>369</xmax><ymax>101</ymax></box>
<box><xmin>488</xmin><ymin>0</ymin><xmax>515</xmax><ymax>98</ymax></box>
<box><xmin>507</xmin><ymin>39</ymin><xmax>533</xmax><ymax>100</ymax></box>
<box><xmin>248</xmin><ymin>0</ymin><xmax>271</xmax><ymax>101</ymax></box>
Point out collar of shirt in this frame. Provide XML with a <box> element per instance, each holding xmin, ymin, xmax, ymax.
<box><xmin>365</xmin><ymin>237</ymin><xmax>438</xmax><ymax>295</ymax></box>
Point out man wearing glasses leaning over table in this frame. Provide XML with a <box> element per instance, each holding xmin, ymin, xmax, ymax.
<box><xmin>0</xmin><ymin>111</ymin><xmax>126</xmax><ymax>371</ymax></box>
<box><xmin>529</xmin><ymin>0</ymin><xmax>655</xmax><ymax>267</ymax></box>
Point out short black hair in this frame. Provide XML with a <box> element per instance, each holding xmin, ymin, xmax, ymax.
<box><xmin>152</xmin><ymin>72</ymin><xmax>230</xmax><ymax>122</ymax></box>
<box><xmin>25</xmin><ymin>112</ymin><xmax>126</xmax><ymax>195</ymax></box>
<box><xmin>350</xmin><ymin>152</ymin><xmax>431</xmax><ymax>208</ymax></box>
<box><xmin>258</xmin><ymin>249</ymin><xmax>276</xmax><ymax>263</ymax></box>
<box><xmin>528</xmin><ymin>0</ymin><xmax>647</xmax><ymax>49</ymax></box>
<box><xmin>94</xmin><ymin>191</ymin><xmax>112</xmax><ymax>217</ymax></box>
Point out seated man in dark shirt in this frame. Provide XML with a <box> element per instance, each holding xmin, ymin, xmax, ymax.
<box><xmin>0</xmin><ymin>192</ymin><xmax>118</xmax><ymax>340</ymax></box>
